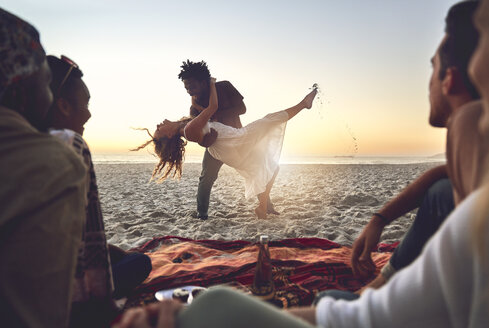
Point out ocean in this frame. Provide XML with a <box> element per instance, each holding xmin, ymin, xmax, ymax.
<box><xmin>92</xmin><ymin>152</ymin><xmax>446</xmax><ymax>165</ymax></box>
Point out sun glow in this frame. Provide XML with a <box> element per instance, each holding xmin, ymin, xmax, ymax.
<box><xmin>3</xmin><ymin>0</ymin><xmax>458</xmax><ymax>159</ymax></box>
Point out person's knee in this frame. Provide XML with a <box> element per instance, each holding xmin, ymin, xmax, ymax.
<box><xmin>112</xmin><ymin>253</ymin><xmax>152</xmax><ymax>298</ymax></box>
<box><xmin>130</xmin><ymin>253</ymin><xmax>152</xmax><ymax>280</ymax></box>
<box><xmin>199</xmin><ymin>171</ymin><xmax>219</xmax><ymax>184</ymax></box>
<box><xmin>427</xmin><ymin>179</ymin><xmax>452</xmax><ymax>200</ymax></box>
<box><xmin>178</xmin><ymin>288</ymin><xmax>241</xmax><ymax>327</ymax></box>
<box><xmin>200</xmin><ymin>155</ymin><xmax>222</xmax><ymax>183</ymax></box>
<box><xmin>113</xmin><ymin>253</ymin><xmax>152</xmax><ymax>284</ymax></box>
<box><xmin>425</xmin><ymin>179</ymin><xmax>454</xmax><ymax>215</ymax></box>
<box><xmin>191</xmin><ymin>287</ymin><xmax>248</xmax><ymax>315</ymax></box>
<box><xmin>140</xmin><ymin>254</ymin><xmax>152</xmax><ymax>276</ymax></box>
<box><xmin>197</xmin><ymin>287</ymin><xmax>234</xmax><ymax>304</ymax></box>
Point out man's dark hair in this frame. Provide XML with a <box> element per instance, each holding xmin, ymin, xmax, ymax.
<box><xmin>46</xmin><ymin>55</ymin><xmax>83</xmax><ymax>101</ymax></box>
<box><xmin>177</xmin><ymin>60</ymin><xmax>211</xmax><ymax>82</ymax></box>
<box><xmin>439</xmin><ymin>0</ymin><xmax>480</xmax><ymax>99</ymax></box>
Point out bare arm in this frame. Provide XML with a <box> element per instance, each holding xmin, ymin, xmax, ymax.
<box><xmin>351</xmin><ymin>164</ymin><xmax>448</xmax><ymax>277</ymax></box>
<box><xmin>184</xmin><ymin>78</ymin><xmax>218</xmax><ymax>143</ymax></box>
<box><xmin>372</xmin><ymin>165</ymin><xmax>448</xmax><ymax>220</ymax></box>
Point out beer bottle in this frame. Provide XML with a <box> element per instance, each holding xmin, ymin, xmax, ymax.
<box><xmin>251</xmin><ymin>235</ymin><xmax>275</xmax><ymax>300</ymax></box>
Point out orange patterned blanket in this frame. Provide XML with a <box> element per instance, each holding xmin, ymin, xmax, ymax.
<box><xmin>128</xmin><ymin>236</ymin><xmax>396</xmax><ymax>308</ymax></box>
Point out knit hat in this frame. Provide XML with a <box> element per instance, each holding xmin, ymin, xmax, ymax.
<box><xmin>0</xmin><ymin>8</ymin><xmax>45</xmax><ymax>96</ymax></box>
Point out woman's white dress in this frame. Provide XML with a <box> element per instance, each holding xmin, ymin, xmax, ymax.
<box><xmin>203</xmin><ymin>110</ymin><xmax>289</xmax><ymax>199</ymax></box>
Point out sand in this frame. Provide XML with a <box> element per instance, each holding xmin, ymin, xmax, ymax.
<box><xmin>96</xmin><ymin>162</ymin><xmax>442</xmax><ymax>250</ymax></box>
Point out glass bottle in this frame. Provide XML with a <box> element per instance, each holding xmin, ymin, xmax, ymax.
<box><xmin>251</xmin><ymin>235</ymin><xmax>275</xmax><ymax>300</ymax></box>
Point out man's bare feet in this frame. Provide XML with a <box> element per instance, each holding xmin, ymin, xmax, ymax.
<box><xmin>267</xmin><ymin>207</ymin><xmax>280</xmax><ymax>215</ymax></box>
<box><xmin>267</xmin><ymin>200</ymin><xmax>280</xmax><ymax>215</ymax></box>
<box><xmin>255</xmin><ymin>206</ymin><xmax>267</xmax><ymax>219</ymax></box>
<box><xmin>302</xmin><ymin>88</ymin><xmax>318</xmax><ymax>109</ymax></box>
<box><xmin>354</xmin><ymin>274</ymin><xmax>387</xmax><ymax>295</ymax></box>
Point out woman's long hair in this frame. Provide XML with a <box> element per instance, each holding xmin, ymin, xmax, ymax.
<box><xmin>131</xmin><ymin>117</ymin><xmax>192</xmax><ymax>182</ymax></box>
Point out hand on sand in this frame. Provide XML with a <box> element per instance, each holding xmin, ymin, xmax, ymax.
<box><xmin>302</xmin><ymin>88</ymin><xmax>318</xmax><ymax>109</ymax></box>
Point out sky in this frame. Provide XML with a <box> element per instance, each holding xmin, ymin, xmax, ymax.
<box><xmin>2</xmin><ymin>0</ymin><xmax>463</xmax><ymax>158</ymax></box>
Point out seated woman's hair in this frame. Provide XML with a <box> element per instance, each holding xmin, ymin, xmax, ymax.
<box><xmin>46</xmin><ymin>55</ymin><xmax>84</xmax><ymax>100</ymax></box>
<box><xmin>131</xmin><ymin>117</ymin><xmax>192</xmax><ymax>182</ymax></box>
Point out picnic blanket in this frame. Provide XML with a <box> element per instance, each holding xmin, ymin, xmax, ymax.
<box><xmin>126</xmin><ymin>236</ymin><xmax>397</xmax><ymax>308</ymax></box>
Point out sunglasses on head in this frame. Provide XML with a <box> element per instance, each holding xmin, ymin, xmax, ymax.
<box><xmin>55</xmin><ymin>55</ymin><xmax>79</xmax><ymax>96</ymax></box>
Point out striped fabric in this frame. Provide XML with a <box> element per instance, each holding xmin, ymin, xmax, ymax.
<box><xmin>49</xmin><ymin>129</ymin><xmax>114</xmax><ymax>302</ymax></box>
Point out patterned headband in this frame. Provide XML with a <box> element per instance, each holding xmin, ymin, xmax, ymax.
<box><xmin>0</xmin><ymin>8</ymin><xmax>46</xmax><ymax>96</ymax></box>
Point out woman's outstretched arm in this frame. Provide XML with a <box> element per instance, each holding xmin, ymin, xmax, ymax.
<box><xmin>184</xmin><ymin>78</ymin><xmax>218</xmax><ymax>143</ymax></box>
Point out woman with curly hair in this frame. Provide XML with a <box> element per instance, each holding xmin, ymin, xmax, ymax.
<box><xmin>134</xmin><ymin>78</ymin><xmax>317</xmax><ymax>219</ymax></box>
<box><xmin>132</xmin><ymin>116</ymin><xmax>192</xmax><ymax>182</ymax></box>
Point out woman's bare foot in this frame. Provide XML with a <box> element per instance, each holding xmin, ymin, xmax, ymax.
<box><xmin>302</xmin><ymin>89</ymin><xmax>318</xmax><ymax>109</ymax></box>
<box><xmin>255</xmin><ymin>206</ymin><xmax>267</xmax><ymax>219</ymax></box>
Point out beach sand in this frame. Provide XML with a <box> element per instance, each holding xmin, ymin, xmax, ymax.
<box><xmin>96</xmin><ymin>162</ymin><xmax>441</xmax><ymax>250</ymax></box>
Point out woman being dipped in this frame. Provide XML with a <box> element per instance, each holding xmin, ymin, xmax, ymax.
<box><xmin>134</xmin><ymin>78</ymin><xmax>317</xmax><ymax>219</ymax></box>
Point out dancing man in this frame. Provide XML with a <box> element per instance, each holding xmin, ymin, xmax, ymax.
<box><xmin>134</xmin><ymin>79</ymin><xmax>317</xmax><ymax>219</ymax></box>
<box><xmin>178</xmin><ymin>60</ymin><xmax>246</xmax><ymax>220</ymax></box>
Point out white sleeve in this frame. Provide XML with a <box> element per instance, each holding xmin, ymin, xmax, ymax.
<box><xmin>203</xmin><ymin>122</ymin><xmax>211</xmax><ymax>135</ymax></box>
<box><xmin>49</xmin><ymin>128</ymin><xmax>76</xmax><ymax>146</ymax></box>
<box><xmin>315</xmin><ymin>189</ymin><xmax>486</xmax><ymax>328</ymax></box>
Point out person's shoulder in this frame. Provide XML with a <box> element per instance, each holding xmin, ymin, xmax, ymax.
<box><xmin>215</xmin><ymin>80</ymin><xmax>243</xmax><ymax>100</ymax></box>
<box><xmin>216</xmin><ymin>80</ymin><xmax>232</xmax><ymax>87</ymax></box>
<box><xmin>0</xmin><ymin>121</ymin><xmax>80</xmax><ymax>162</ymax></box>
<box><xmin>6</xmin><ymin>127</ymin><xmax>85</xmax><ymax>177</ymax></box>
<box><xmin>450</xmin><ymin>100</ymin><xmax>483</xmax><ymax>132</ymax></box>
<box><xmin>457</xmin><ymin>100</ymin><xmax>483</xmax><ymax>118</ymax></box>
<box><xmin>0</xmin><ymin>128</ymin><xmax>86</xmax><ymax>201</ymax></box>
<box><xmin>0</xmin><ymin>113</ymin><xmax>86</xmax><ymax>205</ymax></box>
<box><xmin>34</xmin><ymin>133</ymin><xmax>86</xmax><ymax>174</ymax></box>
<box><xmin>216</xmin><ymin>80</ymin><xmax>236</xmax><ymax>91</ymax></box>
